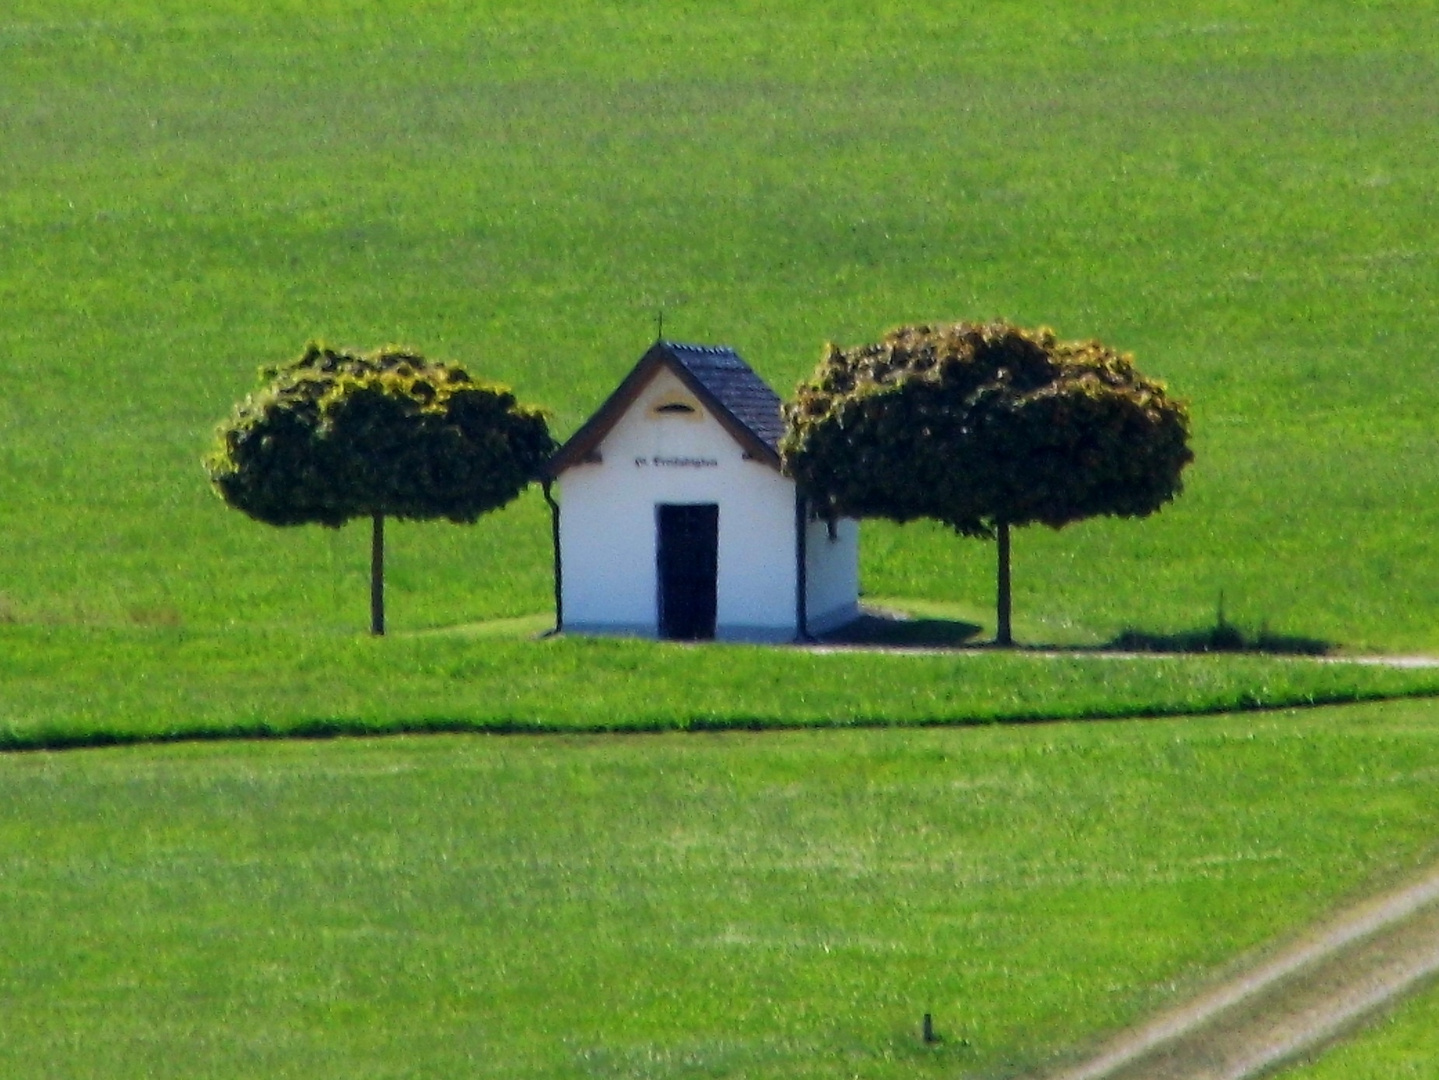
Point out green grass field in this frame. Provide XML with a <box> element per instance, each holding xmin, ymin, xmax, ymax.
<box><xmin>5</xmin><ymin>624</ymin><xmax>1439</xmax><ymax>751</ymax></box>
<box><xmin>2</xmin><ymin>0</ymin><xmax>1438</xmax><ymax>649</ymax></box>
<box><xmin>4</xmin><ymin>2</ymin><xmax>1439</xmax><ymax>1076</ymax></box>
<box><xmin>1</xmin><ymin>701</ymin><xmax>1437</xmax><ymax>1079</ymax></box>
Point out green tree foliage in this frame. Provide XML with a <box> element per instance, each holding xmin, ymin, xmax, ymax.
<box><xmin>205</xmin><ymin>343</ymin><xmax>555</xmax><ymax>634</ymax></box>
<box><xmin>782</xmin><ymin>321</ymin><xmax>1193</xmax><ymax>644</ymax></box>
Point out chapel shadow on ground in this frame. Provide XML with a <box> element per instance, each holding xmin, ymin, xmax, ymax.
<box><xmin>819</xmin><ymin>610</ymin><xmax>984</xmax><ymax>648</ymax></box>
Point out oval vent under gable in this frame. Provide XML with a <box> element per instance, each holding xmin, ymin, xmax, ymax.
<box><xmin>649</xmin><ymin>393</ymin><xmax>702</xmax><ymax>420</ymax></box>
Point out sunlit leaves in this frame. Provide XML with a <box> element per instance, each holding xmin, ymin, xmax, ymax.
<box><xmin>781</xmin><ymin>320</ymin><xmax>1193</xmax><ymax>536</ymax></box>
<box><xmin>204</xmin><ymin>342</ymin><xmax>556</xmax><ymax>528</ymax></box>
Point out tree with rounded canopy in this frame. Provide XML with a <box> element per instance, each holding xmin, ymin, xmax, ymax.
<box><xmin>781</xmin><ymin>320</ymin><xmax>1193</xmax><ymax>645</ymax></box>
<box><xmin>205</xmin><ymin>343</ymin><xmax>555</xmax><ymax>635</ymax></box>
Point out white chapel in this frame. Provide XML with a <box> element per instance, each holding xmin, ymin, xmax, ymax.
<box><xmin>543</xmin><ymin>340</ymin><xmax>859</xmax><ymax>641</ymax></box>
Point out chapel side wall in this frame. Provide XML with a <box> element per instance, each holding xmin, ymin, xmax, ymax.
<box><xmin>805</xmin><ymin>516</ymin><xmax>860</xmax><ymax>633</ymax></box>
<box><xmin>558</xmin><ymin>367</ymin><xmax>797</xmax><ymax>638</ymax></box>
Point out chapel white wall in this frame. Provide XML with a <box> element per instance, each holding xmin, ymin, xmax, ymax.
<box><xmin>558</xmin><ymin>367</ymin><xmax>799</xmax><ymax>638</ymax></box>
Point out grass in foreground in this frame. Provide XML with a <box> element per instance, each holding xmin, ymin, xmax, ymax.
<box><xmin>2</xmin><ymin>624</ymin><xmax>1439</xmax><ymax>750</ymax></box>
<box><xmin>1</xmin><ymin>699</ymin><xmax>1437</xmax><ymax>1079</ymax></box>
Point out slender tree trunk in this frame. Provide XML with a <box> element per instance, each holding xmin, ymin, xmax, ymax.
<box><xmin>996</xmin><ymin>521</ymin><xmax>1012</xmax><ymax>647</ymax></box>
<box><xmin>542</xmin><ymin>480</ymin><xmax>563</xmax><ymax>634</ymax></box>
<box><xmin>370</xmin><ymin>511</ymin><xmax>385</xmax><ymax>637</ymax></box>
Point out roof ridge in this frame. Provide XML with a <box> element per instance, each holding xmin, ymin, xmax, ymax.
<box><xmin>662</xmin><ymin>340</ymin><xmax>737</xmax><ymax>355</ymax></box>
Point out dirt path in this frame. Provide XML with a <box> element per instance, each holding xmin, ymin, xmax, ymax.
<box><xmin>1038</xmin><ymin>864</ymin><xmax>1439</xmax><ymax>1080</ymax></box>
<box><xmin>802</xmin><ymin>642</ymin><xmax>1439</xmax><ymax>667</ymax></box>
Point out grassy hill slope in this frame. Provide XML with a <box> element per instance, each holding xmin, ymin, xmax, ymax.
<box><xmin>2</xmin><ymin>0</ymin><xmax>1437</xmax><ymax>648</ymax></box>
<box><xmin>4</xmin><ymin>9</ymin><xmax>1438</xmax><ymax>1078</ymax></box>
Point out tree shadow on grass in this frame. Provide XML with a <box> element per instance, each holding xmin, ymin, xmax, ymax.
<box><xmin>1105</xmin><ymin>622</ymin><xmax>1333</xmax><ymax>657</ymax></box>
<box><xmin>819</xmin><ymin>608</ymin><xmax>1333</xmax><ymax>656</ymax></box>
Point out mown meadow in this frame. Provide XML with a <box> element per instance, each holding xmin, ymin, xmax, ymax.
<box><xmin>2</xmin><ymin>1</ymin><xmax>1438</xmax><ymax>1076</ymax></box>
<box><xmin>2</xmin><ymin>702</ymin><xmax>1438</xmax><ymax>1079</ymax></box>
<box><xmin>5</xmin><ymin>624</ymin><xmax>1439</xmax><ymax>751</ymax></box>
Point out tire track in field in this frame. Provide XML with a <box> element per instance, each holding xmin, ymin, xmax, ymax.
<box><xmin>1037</xmin><ymin>864</ymin><xmax>1439</xmax><ymax>1080</ymax></box>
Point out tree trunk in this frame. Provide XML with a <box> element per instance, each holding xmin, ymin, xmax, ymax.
<box><xmin>370</xmin><ymin>511</ymin><xmax>386</xmax><ymax>637</ymax></box>
<box><xmin>542</xmin><ymin>480</ymin><xmax>563</xmax><ymax>634</ymax></box>
<box><xmin>996</xmin><ymin>521</ymin><xmax>1012</xmax><ymax>647</ymax></box>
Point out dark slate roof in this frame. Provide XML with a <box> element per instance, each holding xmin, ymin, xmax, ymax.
<box><xmin>546</xmin><ymin>340</ymin><xmax>786</xmax><ymax>477</ymax></box>
<box><xmin>660</xmin><ymin>342</ymin><xmax>785</xmax><ymax>454</ymax></box>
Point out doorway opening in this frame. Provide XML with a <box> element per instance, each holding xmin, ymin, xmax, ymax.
<box><xmin>656</xmin><ymin>503</ymin><xmax>718</xmax><ymax>640</ymax></box>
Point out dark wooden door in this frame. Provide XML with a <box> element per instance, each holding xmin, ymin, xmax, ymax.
<box><xmin>656</xmin><ymin>504</ymin><xmax>719</xmax><ymax>640</ymax></box>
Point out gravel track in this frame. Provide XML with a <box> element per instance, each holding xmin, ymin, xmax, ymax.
<box><xmin>1038</xmin><ymin>865</ymin><xmax>1439</xmax><ymax>1080</ymax></box>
